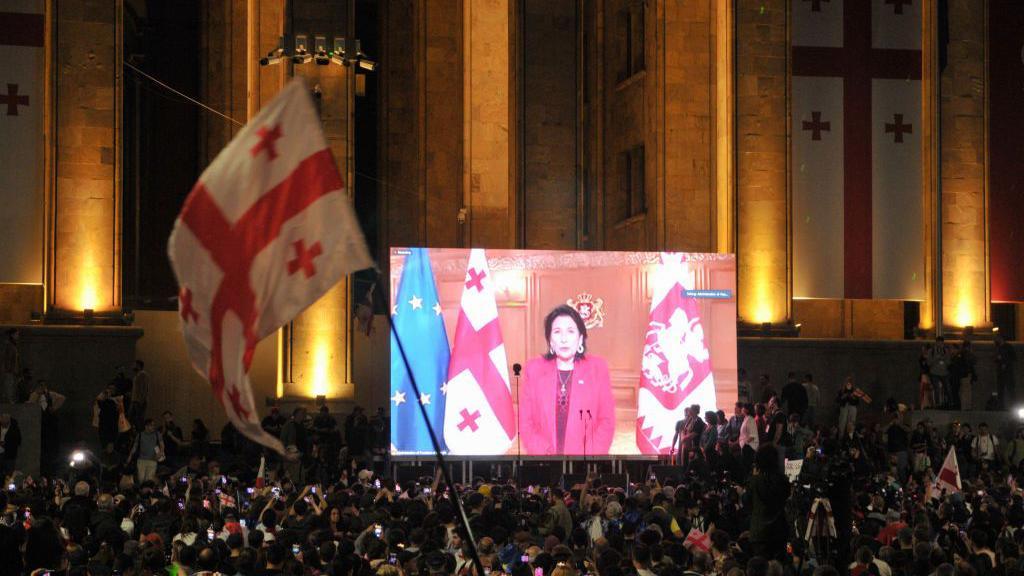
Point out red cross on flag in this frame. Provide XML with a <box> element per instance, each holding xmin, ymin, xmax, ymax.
<box><xmin>791</xmin><ymin>0</ymin><xmax>924</xmax><ymax>300</ymax></box>
<box><xmin>168</xmin><ymin>78</ymin><xmax>373</xmax><ymax>454</ymax></box>
<box><xmin>933</xmin><ymin>446</ymin><xmax>961</xmax><ymax>495</ymax></box>
<box><xmin>636</xmin><ymin>253</ymin><xmax>717</xmax><ymax>455</ymax></box>
<box><xmin>0</xmin><ymin>2</ymin><xmax>45</xmax><ymax>283</ymax></box>
<box><xmin>683</xmin><ymin>528</ymin><xmax>711</xmax><ymax>553</ymax></box>
<box><xmin>443</xmin><ymin>248</ymin><xmax>516</xmax><ymax>454</ymax></box>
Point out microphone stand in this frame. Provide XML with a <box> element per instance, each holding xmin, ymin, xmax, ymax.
<box><xmin>513</xmin><ymin>363</ymin><xmax>522</xmax><ymax>487</ymax></box>
<box><xmin>580</xmin><ymin>410</ymin><xmax>587</xmax><ymax>475</ymax></box>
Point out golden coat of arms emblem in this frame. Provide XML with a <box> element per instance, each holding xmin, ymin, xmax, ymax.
<box><xmin>567</xmin><ymin>292</ymin><xmax>605</xmax><ymax>329</ymax></box>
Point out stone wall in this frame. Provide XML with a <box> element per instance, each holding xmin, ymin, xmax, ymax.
<box><xmin>660</xmin><ymin>0</ymin><xmax>715</xmax><ymax>252</ymax></box>
<box><xmin>940</xmin><ymin>0</ymin><xmax>987</xmax><ymax>329</ymax></box>
<box><xmin>735</xmin><ymin>0</ymin><xmax>788</xmax><ymax>324</ymax></box>
<box><xmin>522</xmin><ymin>0</ymin><xmax>578</xmax><ymax>249</ymax></box>
<box><xmin>15</xmin><ymin>325</ymin><xmax>140</xmax><ymax>454</ymax></box>
<box><xmin>53</xmin><ymin>0</ymin><xmax>120</xmax><ymax>312</ymax></box>
<box><xmin>739</xmin><ymin>338</ymin><xmax>1020</xmax><ymax>424</ymax></box>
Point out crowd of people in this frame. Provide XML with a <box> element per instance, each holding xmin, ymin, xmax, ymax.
<box><xmin>1</xmin><ymin>347</ymin><xmax>1024</xmax><ymax>576</ymax></box>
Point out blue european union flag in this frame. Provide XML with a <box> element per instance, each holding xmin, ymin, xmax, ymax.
<box><xmin>390</xmin><ymin>248</ymin><xmax>449</xmax><ymax>453</ymax></box>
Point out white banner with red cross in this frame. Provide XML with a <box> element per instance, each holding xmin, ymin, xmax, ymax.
<box><xmin>442</xmin><ymin>248</ymin><xmax>516</xmax><ymax>455</ymax></box>
<box><xmin>791</xmin><ymin>0</ymin><xmax>923</xmax><ymax>300</ymax></box>
<box><xmin>168</xmin><ymin>78</ymin><xmax>373</xmax><ymax>453</ymax></box>
<box><xmin>0</xmin><ymin>0</ymin><xmax>45</xmax><ymax>283</ymax></box>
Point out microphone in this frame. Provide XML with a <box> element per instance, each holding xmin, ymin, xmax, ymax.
<box><xmin>512</xmin><ymin>363</ymin><xmax>522</xmax><ymax>376</ymax></box>
<box><xmin>579</xmin><ymin>410</ymin><xmax>583</xmax><ymax>420</ymax></box>
<box><xmin>586</xmin><ymin>409</ymin><xmax>592</xmax><ymax>419</ymax></box>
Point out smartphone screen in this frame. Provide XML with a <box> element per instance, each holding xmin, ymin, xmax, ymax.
<box><xmin>374</xmin><ymin>524</ymin><xmax>383</xmax><ymax>538</ymax></box>
<box><xmin>292</xmin><ymin>544</ymin><xmax>301</xmax><ymax>556</ymax></box>
<box><xmin>207</xmin><ymin>528</ymin><xmax>215</xmax><ymax>540</ymax></box>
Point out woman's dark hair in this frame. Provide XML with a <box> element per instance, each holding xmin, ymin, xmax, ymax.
<box><xmin>543</xmin><ymin>305</ymin><xmax>588</xmax><ymax>361</ymax></box>
<box><xmin>23</xmin><ymin>517</ymin><xmax>65</xmax><ymax>572</ymax></box>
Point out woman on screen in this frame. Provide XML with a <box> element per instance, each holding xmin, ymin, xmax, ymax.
<box><xmin>519</xmin><ymin>305</ymin><xmax>615</xmax><ymax>455</ymax></box>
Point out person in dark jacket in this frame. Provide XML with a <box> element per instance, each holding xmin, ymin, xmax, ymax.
<box><xmin>0</xmin><ymin>412</ymin><xmax>21</xmax><ymax>478</ymax></box>
<box><xmin>746</xmin><ymin>444</ymin><xmax>791</xmax><ymax>561</ymax></box>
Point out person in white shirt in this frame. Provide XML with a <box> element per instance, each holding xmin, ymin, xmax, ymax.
<box><xmin>738</xmin><ymin>403</ymin><xmax>759</xmax><ymax>469</ymax></box>
<box><xmin>971</xmin><ymin>423</ymin><xmax>999</xmax><ymax>469</ymax></box>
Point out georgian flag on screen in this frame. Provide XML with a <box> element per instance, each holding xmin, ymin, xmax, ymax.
<box><xmin>636</xmin><ymin>253</ymin><xmax>716</xmax><ymax>454</ymax></box>
<box><xmin>168</xmin><ymin>78</ymin><xmax>373</xmax><ymax>454</ymax></box>
<box><xmin>443</xmin><ymin>249</ymin><xmax>516</xmax><ymax>454</ymax></box>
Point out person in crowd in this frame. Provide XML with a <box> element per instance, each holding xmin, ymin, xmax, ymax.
<box><xmin>1005</xmin><ymin>427</ymin><xmax>1024</xmax><ymax>471</ymax></box>
<box><xmin>951</xmin><ymin>339</ymin><xmax>977</xmax><ymax>410</ymax></box>
<box><xmin>28</xmin><ymin>380</ymin><xmax>64</xmax><ymax>474</ymax></box>
<box><xmin>971</xmin><ymin>422</ymin><xmax>999</xmax><ymax>472</ymax></box>
<box><xmin>128</xmin><ymin>418</ymin><xmax>165</xmax><ymax>483</ymax></box>
<box><xmin>519</xmin><ymin>305</ymin><xmax>615</xmax><ymax>456</ymax></box>
<box><xmin>1</xmin><ymin>329</ymin><xmax>18</xmax><ymax>404</ymax></box>
<box><xmin>737</xmin><ymin>368</ymin><xmax>751</xmax><ymax>405</ymax></box>
<box><xmin>93</xmin><ymin>384</ymin><xmax>125</xmax><ymax>455</ymax></box>
<box><xmin>837</xmin><ymin>376</ymin><xmax>871</xmax><ymax>440</ymax></box>
<box><xmin>261</xmin><ymin>405</ymin><xmax>287</xmax><ymax>438</ymax></box>
<box><xmin>781</xmin><ymin>372</ymin><xmax>809</xmax><ymax>420</ymax></box>
<box><xmin>738</xmin><ymin>402</ymin><xmax>760</xmax><ymax>468</ymax></box>
<box><xmin>672</xmin><ymin>405</ymin><xmax>706</xmax><ymax>469</ymax></box>
<box><xmin>884</xmin><ymin>410</ymin><xmax>911</xmax><ymax>482</ymax></box>
<box><xmin>190</xmin><ymin>418</ymin><xmax>210</xmax><ymax>460</ymax></box>
<box><xmin>757</xmin><ymin>374</ymin><xmax>777</xmax><ymax>406</ymax></box>
<box><xmin>0</xmin><ymin>412</ymin><xmax>21</xmax><ymax>478</ymax></box>
<box><xmin>130</xmin><ymin>360</ymin><xmax>150</xmax><ymax>429</ymax></box>
<box><xmin>161</xmin><ymin>411</ymin><xmax>185</xmax><ymax>468</ymax></box>
<box><xmin>803</xmin><ymin>373</ymin><xmax>820</xmax><ymax>426</ymax></box>
<box><xmin>993</xmin><ymin>333</ymin><xmax>1016</xmax><ymax>409</ymax></box>
<box><xmin>926</xmin><ymin>337</ymin><xmax>951</xmax><ymax>409</ymax></box>
<box><xmin>747</xmin><ymin>444</ymin><xmax>790</xmax><ymax>561</ymax></box>
<box><xmin>917</xmin><ymin>349</ymin><xmax>932</xmax><ymax>410</ymax></box>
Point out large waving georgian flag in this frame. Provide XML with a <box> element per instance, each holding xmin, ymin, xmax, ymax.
<box><xmin>792</xmin><ymin>0</ymin><xmax>924</xmax><ymax>299</ymax></box>
<box><xmin>636</xmin><ymin>253</ymin><xmax>717</xmax><ymax>454</ymax></box>
<box><xmin>168</xmin><ymin>79</ymin><xmax>373</xmax><ymax>453</ymax></box>
<box><xmin>443</xmin><ymin>249</ymin><xmax>516</xmax><ymax>454</ymax></box>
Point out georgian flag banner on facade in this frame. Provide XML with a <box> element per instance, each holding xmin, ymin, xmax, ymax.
<box><xmin>168</xmin><ymin>79</ymin><xmax>373</xmax><ymax>454</ymax></box>
<box><xmin>443</xmin><ymin>248</ymin><xmax>516</xmax><ymax>455</ymax></box>
<box><xmin>636</xmin><ymin>253</ymin><xmax>716</xmax><ymax>454</ymax></box>
<box><xmin>792</xmin><ymin>0</ymin><xmax>924</xmax><ymax>300</ymax></box>
<box><xmin>0</xmin><ymin>1</ymin><xmax>45</xmax><ymax>283</ymax></box>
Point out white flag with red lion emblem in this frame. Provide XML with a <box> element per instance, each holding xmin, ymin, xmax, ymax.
<box><xmin>168</xmin><ymin>78</ymin><xmax>373</xmax><ymax>454</ymax></box>
<box><xmin>636</xmin><ymin>253</ymin><xmax>717</xmax><ymax>454</ymax></box>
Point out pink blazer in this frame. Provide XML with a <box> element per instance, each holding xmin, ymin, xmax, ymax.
<box><xmin>519</xmin><ymin>355</ymin><xmax>615</xmax><ymax>455</ymax></box>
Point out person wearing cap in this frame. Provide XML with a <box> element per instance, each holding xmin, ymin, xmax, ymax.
<box><xmin>262</xmin><ymin>406</ymin><xmax>286</xmax><ymax>438</ymax></box>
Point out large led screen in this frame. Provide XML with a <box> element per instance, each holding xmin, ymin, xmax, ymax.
<box><xmin>389</xmin><ymin>248</ymin><xmax>737</xmax><ymax>457</ymax></box>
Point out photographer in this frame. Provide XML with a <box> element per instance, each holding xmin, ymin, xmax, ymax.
<box><xmin>745</xmin><ymin>444</ymin><xmax>790</xmax><ymax>561</ymax></box>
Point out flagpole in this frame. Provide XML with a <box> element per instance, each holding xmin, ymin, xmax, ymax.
<box><xmin>388</xmin><ymin>315</ymin><xmax>485</xmax><ymax>576</ymax></box>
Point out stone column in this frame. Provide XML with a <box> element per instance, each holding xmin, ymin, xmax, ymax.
<box><xmin>464</xmin><ymin>0</ymin><xmax>515</xmax><ymax>248</ymax></box>
<box><xmin>940</xmin><ymin>0</ymin><xmax>988</xmax><ymax>331</ymax></box>
<box><xmin>735</xmin><ymin>0</ymin><xmax>789</xmax><ymax>325</ymax></box>
<box><xmin>51</xmin><ymin>0</ymin><xmax>122</xmax><ymax>313</ymax></box>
